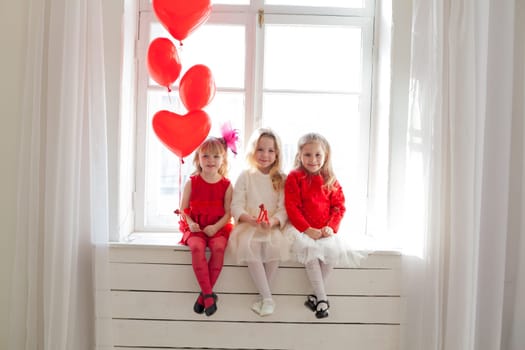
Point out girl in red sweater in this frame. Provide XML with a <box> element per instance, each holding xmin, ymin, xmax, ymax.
<box><xmin>284</xmin><ymin>133</ymin><xmax>358</xmax><ymax>319</ymax></box>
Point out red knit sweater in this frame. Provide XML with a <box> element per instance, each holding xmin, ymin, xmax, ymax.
<box><xmin>284</xmin><ymin>169</ymin><xmax>346</xmax><ymax>233</ymax></box>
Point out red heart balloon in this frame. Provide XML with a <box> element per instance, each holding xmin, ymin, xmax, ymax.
<box><xmin>152</xmin><ymin>0</ymin><xmax>212</xmax><ymax>43</ymax></box>
<box><xmin>179</xmin><ymin>64</ymin><xmax>216</xmax><ymax>111</ymax></box>
<box><xmin>147</xmin><ymin>37</ymin><xmax>182</xmax><ymax>90</ymax></box>
<box><xmin>152</xmin><ymin>110</ymin><xmax>211</xmax><ymax>159</ymax></box>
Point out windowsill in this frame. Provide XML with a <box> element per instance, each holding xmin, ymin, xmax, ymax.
<box><xmin>110</xmin><ymin>231</ymin><xmax>403</xmax><ymax>255</ymax></box>
<box><xmin>110</xmin><ymin>232</ymin><xmax>185</xmax><ymax>249</ymax></box>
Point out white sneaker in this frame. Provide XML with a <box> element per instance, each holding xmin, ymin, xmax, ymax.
<box><xmin>259</xmin><ymin>298</ymin><xmax>275</xmax><ymax>316</ymax></box>
<box><xmin>251</xmin><ymin>300</ymin><xmax>262</xmax><ymax>315</ymax></box>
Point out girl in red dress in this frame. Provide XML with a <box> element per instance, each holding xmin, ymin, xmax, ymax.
<box><xmin>284</xmin><ymin>133</ymin><xmax>360</xmax><ymax>319</ymax></box>
<box><xmin>179</xmin><ymin>137</ymin><xmax>233</xmax><ymax>316</ymax></box>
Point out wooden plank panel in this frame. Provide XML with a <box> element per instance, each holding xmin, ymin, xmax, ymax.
<box><xmin>112</xmin><ymin>319</ymin><xmax>399</xmax><ymax>350</ymax></box>
<box><xmin>114</xmin><ymin>348</ymin><xmax>213</xmax><ymax>350</ymax></box>
<box><xmin>112</xmin><ymin>346</ymin><xmax>215</xmax><ymax>350</ymax></box>
<box><xmin>114</xmin><ymin>348</ymin><xmax>223</xmax><ymax>350</ymax></box>
<box><xmin>110</xmin><ymin>263</ymin><xmax>401</xmax><ymax>295</ymax></box>
<box><xmin>109</xmin><ymin>245</ymin><xmax>401</xmax><ymax>269</ymax></box>
<box><xmin>111</xmin><ymin>291</ymin><xmax>401</xmax><ymax>324</ymax></box>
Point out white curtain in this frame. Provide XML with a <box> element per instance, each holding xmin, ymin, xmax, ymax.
<box><xmin>401</xmin><ymin>0</ymin><xmax>525</xmax><ymax>349</ymax></box>
<box><xmin>9</xmin><ymin>0</ymin><xmax>111</xmax><ymax>349</ymax></box>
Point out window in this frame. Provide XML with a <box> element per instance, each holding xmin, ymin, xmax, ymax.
<box><xmin>132</xmin><ymin>0</ymin><xmax>377</xmax><ymax>237</ymax></box>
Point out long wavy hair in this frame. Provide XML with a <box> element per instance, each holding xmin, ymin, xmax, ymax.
<box><xmin>192</xmin><ymin>137</ymin><xmax>229</xmax><ymax>177</ymax></box>
<box><xmin>294</xmin><ymin>132</ymin><xmax>336</xmax><ymax>190</ymax></box>
<box><xmin>246</xmin><ymin>128</ymin><xmax>286</xmax><ymax>191</ymax></box>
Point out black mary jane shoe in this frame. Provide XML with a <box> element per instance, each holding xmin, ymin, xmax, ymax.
<box><xmin>194</xmin><ymin>292</ymin><xmax>218</xmax><ymax>314</ymax></box>
<box><xmin>315</xmin><ymin>300</ymin><xmax>330</xmax><ymax>319</ymax></box>
<box><xmin>203</xmin><ymin>293</ymin><xmax>218</xmax><ymax>316</ymax></box>
<box><xmin>193</xmin><ymin>293</ymin><xmax>205</xmax><ymax>314</ymax></box>
<box><xmin>304</xmin><ymin>294</ymin><xmax>317</xmax><ymax>312</ymax></box>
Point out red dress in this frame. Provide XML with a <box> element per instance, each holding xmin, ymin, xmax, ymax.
<box><xmin>179</xmin><ymin>175</ymin><xmax>233</xmax><ymax>244</ymax></box>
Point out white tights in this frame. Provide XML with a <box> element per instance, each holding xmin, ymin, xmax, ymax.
<box><xmin>305</xmin><ymin>259</ymin><xmax>334</xmax><ymax>301</ymax></box>
<box><xmin>247</xmin><ymin>241</ymin><xmax>279</xmax><ymax>300</ymax></box>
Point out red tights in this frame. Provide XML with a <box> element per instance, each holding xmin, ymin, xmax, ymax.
<box><xmin>186</xmin><ymin>234</ymin><xmax>228</xmax><ymax>308</ymax></box>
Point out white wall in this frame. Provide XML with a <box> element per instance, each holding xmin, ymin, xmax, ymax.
<box><xmin>0</xmin><ymin>1</ymin><xmax>28</xmax><ymax>348</ymax></box>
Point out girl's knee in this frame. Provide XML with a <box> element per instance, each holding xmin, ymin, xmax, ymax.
<box><xmin>210</xmin><ymin>244</ymin><xmax>226</xmax><ymax>255</ymax></box>
<box><xmin>209</xmin><ymin>236</ymin><xmax>227</xmax><ymax>251</ymax></box>
<box><xmin>188</xmin><ymin>238</ymin><xmax>206</xmax><ymax>255</ymax></box>
<box><xmin>191</xmin><ymin>245</ymin><xmax>206</xmax><ymax>256</ymax></box>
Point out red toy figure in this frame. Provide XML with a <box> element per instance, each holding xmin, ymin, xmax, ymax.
<box><xmin>256</xmin><ymin>203</ymin><xmax>269</xmax><ymax>224</ymax></box>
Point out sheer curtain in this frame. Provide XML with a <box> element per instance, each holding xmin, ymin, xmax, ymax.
<box><xmin>401</xmin><ymin>0</ymin><xmax>524</xmax><ymax>349</ymax></box>
<box><xmin>9</xmin><ymin>0</ymin><xmax>111</xmax><ymax>349</ymax></box>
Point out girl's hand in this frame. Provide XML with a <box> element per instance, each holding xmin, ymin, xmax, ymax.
<box><xmin>259</xmin><ymin>221</ymin><xmax>272</xmax><ymax>230</ymax></box>
<box><xmin>259</xmin><ymin>218</ymin><xmax>279</xmax><ymax>231</ymax></box>
<box><xmin>203</xmin><ymin>224</ymin><xmax>219</xmax><ymax>237</ymax></box>
<box><xmin>239</xmin><ymin>213</ymin><xmax>258</xmax><ymax>227</ymax></box>
<box><xmin>321</xmin><ymin>226</ymin><xmax>334</xmax><ymax>237</ymax></box>
<box><xmin>189</xmin><ymin>222</ymin><xmax>201</xmax><ymax>232</ymax></box>
<box><xmin>247</xmin><ymin>216</ymin><xmax>259</xmax><ymax>227</ymax></box>
<box><xmin>305</xmin><ymin>227</ymin><xmax>322</xmax><ymax>240</ymax></box>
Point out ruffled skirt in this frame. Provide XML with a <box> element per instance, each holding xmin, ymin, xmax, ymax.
<box><xmin>284</xmin><ymin>226</ymin><xmax>363</xmax><ymax>267</ymax></box>
<box><xmin>228</xmin><ymin>223</ymin><xmax>291</xmax><ymax>264</ymax></box>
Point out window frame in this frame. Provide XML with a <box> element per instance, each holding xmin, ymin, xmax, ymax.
<box><xmin>131</xmin><ymin>0</ymin><xmax>381</xmax><ymax>236</ymax></box>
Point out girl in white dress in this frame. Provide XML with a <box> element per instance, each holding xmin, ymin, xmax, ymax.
<box><xmin>229</xmin><ymin>128</ymin><xmax>290</xmax><ymax>316</ymax></box>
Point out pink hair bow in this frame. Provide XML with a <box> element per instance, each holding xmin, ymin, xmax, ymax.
<box><xmin>221</xmin><ymin>121</ymin><xmax>239</xmax><ymax>155</ymax></box>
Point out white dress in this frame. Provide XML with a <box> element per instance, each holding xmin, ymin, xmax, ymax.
<box><xmin>228</xmin><ymin>169</ymin><xmax>291</xmax><ymax>264</ymax></box>
<box><xmin>283</xmin><ymin>225</ymin><xmax>363</xmax><ymax>267</ymax></box>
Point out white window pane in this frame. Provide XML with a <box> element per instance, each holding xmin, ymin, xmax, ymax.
<box><xmin>145</xmin><ymin>91</ymin><xmax>245</xmax><ymax>228</ymax></box>
<box><xmin>150</xmin><ymin>0</ymin><xmax>250</xmax><ymax>3</ymax></box>
<box><xmin>262</xmin><ymin>92</ymin><xmax>366</xmax><ymax>234</ymax></box>
<box><xmin>214</xmin><ymin>0</ymin><xmax>250</xmax><ymax>4</ymax></box>
<box><xmin>149</xmin><ymin>22</ymin><xmax>245</xmax><ymax>88</ymax></box>
<box><xmin>262</xmin><ymin>93</ymin><xmax>360</xmax><ymax>171</ymax></box>
<box><xmin>264</xmin><ymin>24</ymin><xmax>363</xmax><ymax>92</ymax></box>
<box><xmin>145</xmin><ymin>135</ymin><xmax>194</xmax><ymax>227</ymax></box>
<box><xmin>265</xmin><ymin>0</ymin><xmax>365</xmax><ymax>9</ymax></box>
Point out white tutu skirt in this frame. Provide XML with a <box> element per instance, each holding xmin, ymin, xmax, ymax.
<box><xmin>284</xmin><ymin>226</ymin><xmax>363</xmax><ymax>267</ymax></box>
<box><xmin>228</xmin><ymin>223</ymin><xmax>291</xmax><ymax>264</ymax></box>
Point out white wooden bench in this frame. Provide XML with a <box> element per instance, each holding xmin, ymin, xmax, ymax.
<box><xmin>109</xmin><ymin>236</ymin><xmax>401</xmax><ymax>350</ymax></box>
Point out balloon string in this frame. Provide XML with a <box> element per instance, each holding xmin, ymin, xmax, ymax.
<box><xmin>174</xmin><ymin>157</ymin><xmax>184</xmax><ymax>219</ymax></box>
<box><xmin>178</xmin><ymin>157</ymin><xmax>183</xmax><ymax>210</ymax></box>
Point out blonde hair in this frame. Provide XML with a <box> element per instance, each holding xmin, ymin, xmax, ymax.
<box><xmin>246</xmin><ymin>128</ymin><xmax>286</xmax><ymax>191</ymax></box>
<box><xmin>294</xmin><ymin>133</ymin><xmax>336</xmax><ymax>190</ymax></box>
<box><xmin>193</xmin><ymin>137</ymin><xmax>229</xmax><ymax>177</ymax></box>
